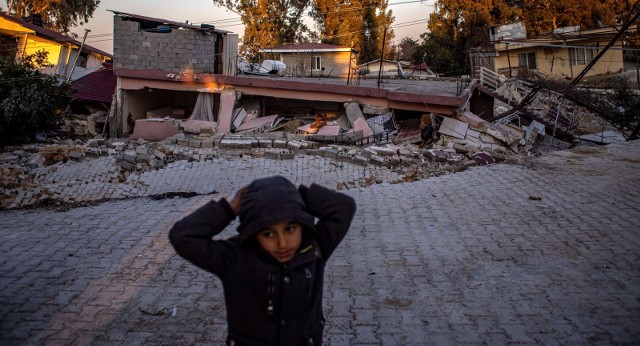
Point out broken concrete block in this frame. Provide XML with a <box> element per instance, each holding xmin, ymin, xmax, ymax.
<box><xmin>232</xmin><ymin>108</ymin><xmax>248</xmax><ymax>130</ymax></box>
<box><xmin>479</xmin><ymin>133</ymin><xmax>500</xmax><ymax>144</ymax></box>
<box><xmin>426</xmin><ymin>149</ymin><xmax>449</xmax><ymax>163</ymax></box>
<box><xmin>369</xmin><ymin>155</ymin><xmax>386</xmax><ymax>166</ymax></box>
<box><xmin>153</xmin><ymin>150</ymin><xmax>166</xmax><ymax>160</ymax></box>
<box><xmin>370</xmin><ymin>146</ymin><xmax>397</xmax><ymax>156</ymax></box>
<box><xmin>130</xmin><ymin>119</ymin><xmax>179</xmax><ymax>141</ymax></box>
<box><xmin>439</xmin><ymin>117</ymin><xmax>468</xmax><ymax>139</ymax></box>
<box><xmin>120</xmin><ymin>161</ymin><xmax>136</xmax><ymax>171</ymax></box>
<box><xmin>463</xmin><ymin>160</ymin><xmax>477</xmax><ymax>169</ymax></box>
<box><xmin>201</xmin><ymin>140</ymin><xmax>214</xmax><ymax>148</ymax></box>
<box><xmin>287</xmin><ymin>140</ymin><xmax>304</xmax><ymax>150</ymax></box>
<box><xmin>280</xmin><ymin>151</ymin><xmax>295</xmax><ymax>160</ymax></box>
<box><xmin>446</xmin><ymin>153</ymin><xmax>465</xmax><ymax>162</ymax></box>
<box><xmin>163</xmin><ymin>137</ymin><xmax>178</xmax><ymax>145</ymax></box>
<box><xmin>337</xmin><ymin>153</ymin><xmax>351</xmax><ymax>162</ymax></box>
<box><xmin>68</xmin><ymin>151</ymin><xmax>83</xmax><ymax>161</ymax></box>
<box><xmin>188</xmin><ymin>139</ymin><xmax>202</xmax><ymax>148</ymax></box>
<box><xmin>321</xmin><ymin>148</ymin><xmax>339</xmax><ymax>159</ymax></box>
<box><xmin>182</xmin><ymin>119</ymin><xmax>217</xmax><ymax>134</ymax></box>
<box><xmin>452</xmin><ymin>143</ymin><xmax>468</xmax><ymax>153</ymax></box>
<box><xmin>344</xmin><ymin>102</ymin><xmax>374</xmax><ymax>139</ymax></box>
<box><xmin>220</xmin><ymin>139</ymin><xmax>252</xmax><ymax>149</ymax></box>
<box><xmin>473</xmin><ymin>152</ymin><xmax>495</xmax><ymax>165</ymax></box>
<box><xmin>264</xmin><ymin>151</ymin><xmax>280</xmax><ymax>159</ymax></box>
<box><xmin>135</xmin><ymin>146</ymin><xmax>147</xmax><ymax>155</ymax></box>
<box><xmin>258</xmin><ymin>139</ymin><xmax>273</xmax><ymax>148</ymax></box>
<box><xmin>136</xmin><ymin>154</ymin><xmax>151</xmax><ymax>163</ymax></box>
<box><xmin>458</xmin><ymin>111</ymin><xmax>488</xmax><ymax>129</ymax></box>
<box><xmin>123</xmin><ymin>150</ymin><xmax>137</xmax><ymax>163</ymax></box>
<box><xmin>335</xmin><ymin>114</ymin><xmax>351</xmax><ymax>130</ymax></box>
<box><xmin>217</xmin><ymin>89</ymin><xmax>236</xmax><ymax>134</ymax></box>
<box><xmin>466</xmin><ymin>128</ymin><xmax>481</xmax><ymax>138</ymax></box>
<box><xmin>353</xmin><ymin>155</ymin><xmax>368</xmax><ymax>167</ymax></box>
<box><xmin>85</xmin><ymin>149</ymin><xmax>101</xmax><ymax>158</ymax></box>
<box><xmin>274</xmin><ymin>140</ymin><xmax>288</xmax><ymax>149</ymax></box>
<box><xmin>485</xmin><ymin>127</ymin><xmax>512</xmax><ymax>144</ymax></box>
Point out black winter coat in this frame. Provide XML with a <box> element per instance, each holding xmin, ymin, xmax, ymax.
<box><xmin>169</xmin><ymin>183</ymin><xmax>356</xmax><ymax>345</ymax></box>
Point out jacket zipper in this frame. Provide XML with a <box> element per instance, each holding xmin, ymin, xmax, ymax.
<box><xmin>267</xmin><ymin>272</ymin><xmax>274</xmax><ymax>316</ymax></box>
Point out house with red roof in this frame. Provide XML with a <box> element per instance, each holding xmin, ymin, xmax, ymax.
<box><xmin>70</xmin><ymin>62</ymin><xmax>117</xmax><ymax>105</ymax></box>
<box><xmin>260</xmin><ymin>43</ymin><xmax>357</xmax><ymax>78</ymax></box>
<box><xmin>0</xmin><ymin>13</ymin><xmax>112</xmax><ymax>81</ymax></box>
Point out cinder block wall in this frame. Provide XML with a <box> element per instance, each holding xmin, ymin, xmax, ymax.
<box><xmin>113</xmin><ymin>16</ymin><xmax>216</xmax><ymax>73</ymax></box>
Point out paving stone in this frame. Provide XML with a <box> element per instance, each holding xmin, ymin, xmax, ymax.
<box><xmin>1</xmin><ymin>140</ymin><xmax>639</xmax><ymax>345</ymax></box>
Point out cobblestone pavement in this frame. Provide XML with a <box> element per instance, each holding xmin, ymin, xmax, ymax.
<box><xmin>2</xmin><ymin>142</ymin><xmax>411</xmax><ymax>209</ymax></box>
<box><xmin>1</xmin><ymin>140</ymin><xmax>639</xmax><ymax>345</ymax></box>
<box><xmin>38</xmin><ymin>151</ymin><xmax>403</xmax><ymax>204</ymax></box>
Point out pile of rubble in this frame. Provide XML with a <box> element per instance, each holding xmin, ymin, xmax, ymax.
<box><xmin>0</xmin><ymin>149</ymin><xmax>53</xmax><ymax>209</ymax></box>
<box><xmin>429</xmin><ymin>111</ymin><xmax>546</xmax><ymax>161</ymax></box>
<box><xmin>0</xmin><ymin>127</ymin><xmax>517</xmax><ymax>209</ymax></box>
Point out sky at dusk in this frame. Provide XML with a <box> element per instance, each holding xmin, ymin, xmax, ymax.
<box><xmin>74</xmin><ymin>0</ymin><xmax>435</xmax><ymax>54</ymax></box>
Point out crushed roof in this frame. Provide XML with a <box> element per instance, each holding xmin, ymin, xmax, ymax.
<box><xmin>109</xmin><ymin>10</ymin><xmax>231</xmax><ymax>34</ymax></box>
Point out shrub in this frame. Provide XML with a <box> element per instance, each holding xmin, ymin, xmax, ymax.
<box><xmin>0</xmin><ymin>51</ymin><xmax>70</xmax><ymax>148</ymax></box>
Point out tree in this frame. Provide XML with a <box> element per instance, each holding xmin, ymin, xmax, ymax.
<box><xmin>311</xmin><ymin>0</ymin><xmax>395</xmax><ymax>64</ymax></box>
<box><xmin>609</xmin><ymin>76</ymin><xmax>640</xmax><ymax>140</ymax></box>
<box><xmin>412</xmin><ymin>31</ymin><xmax>461</xmax><ymax>75</ymax></box>
<box><xmin>0</xmin><ymin>51</ymin><xmax>70</xmax><ymax>147</ymax></box>
<box><xmin>213</xmin><ymin>0</ymin><xmax>312</xmax><ymax>59</ymax></box>
<box><xmin>5</xmin><ymin>0</ymin><xmax>100</xmax><ymax>34</ymax></box>
<box><xmin>397</xmin><ymin>37</ymin><xmax>418</xmax><ymax>61</ymax></box>
<box><xmin>519</xmin><ymin>0</ymin><xmax>621</xmax><ymax>37</ymax></box>
<box><xmin>424</xmin><ymin>0</ymin><xmax>635</xmax><ymax>75</ymax></box>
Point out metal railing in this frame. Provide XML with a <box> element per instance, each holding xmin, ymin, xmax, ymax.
<box><xmin>478</xmin><ymin>66</ymin><xmax>507</xmax><ymax>90</ymax></box>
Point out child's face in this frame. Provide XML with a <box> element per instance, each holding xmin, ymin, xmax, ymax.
<box><xmin>256</xmin><ymin>221</ymin><xmax>302</xmax><ymax>263</ymax></box>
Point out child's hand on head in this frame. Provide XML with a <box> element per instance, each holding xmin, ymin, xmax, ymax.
<box><xmin>229</xmin><ymin>186</ymin><xmax>247</xmax><ymax>215</ymax></box>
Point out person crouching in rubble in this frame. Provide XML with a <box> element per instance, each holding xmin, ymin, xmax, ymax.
<box><xmin>169</xmin><ymin>176</ymin><xmax>356</xmax><ymax>345</ymax></box>
<box><xmin>419</xmin><ymin>112</ymin><xmax>435</xmax><ymax>148</ymax></box>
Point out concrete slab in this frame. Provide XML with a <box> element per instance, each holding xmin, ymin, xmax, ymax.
<box><xmin>217</xmin><ymin>89</ymin><xmax>236</xmax><ymax>134</ymax></box>
<box><xmin>439</xmin><ymin>117</ymin><xmax>468</xmax><ymax>139</ymax></box>
<box><xmin>344</xmin><ymin>102</ymin><xmax>374</xmax><ymax>139</ymax></box>
<box><xmin>129</xmin><ymin>119</ymin><xmax>179</xmax><ymax>141</ymax></box>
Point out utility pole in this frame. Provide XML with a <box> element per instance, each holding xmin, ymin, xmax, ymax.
<box><xmin>67</xmin><ymin>29</ymin><xmax>90</xmax><ymax>83</ymax></box>
<box><xmin>377</xmin><ymin>27</ymin><xmax>387</xmax><ymax>88</ymax></box>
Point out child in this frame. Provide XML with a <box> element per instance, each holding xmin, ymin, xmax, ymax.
<box><xmin>169</xmin><ymin>176</ymin><xmax>356</xmax><ymax>345</ymax></box>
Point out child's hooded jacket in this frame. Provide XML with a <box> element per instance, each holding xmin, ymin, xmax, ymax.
<box><xmin>169</xmin><ymin>176</ymin><xmax>356</xmax><ymax>345</ymax></box>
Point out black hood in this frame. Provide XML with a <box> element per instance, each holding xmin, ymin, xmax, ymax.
<box><xmin>237</xmin><ymin>176</ymin><xmax>315</xmax><ymax>243</ymax></box>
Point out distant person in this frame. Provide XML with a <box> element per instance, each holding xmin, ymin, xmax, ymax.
<box><xmin>169</xmin><ymin>176</ymin><xmax>356</xmax><ymax>345</ymax></box>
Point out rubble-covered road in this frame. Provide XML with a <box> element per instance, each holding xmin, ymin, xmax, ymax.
<box><xmin>1</xmin><ymin>140</ymin><xmax>639</xmax><ymax>344</ymax></box>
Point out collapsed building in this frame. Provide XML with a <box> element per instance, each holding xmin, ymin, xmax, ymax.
<box><xmin>2</xmin><ymin>14</ymin><xmax>636</xmax><ymax>211</ymax></box>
